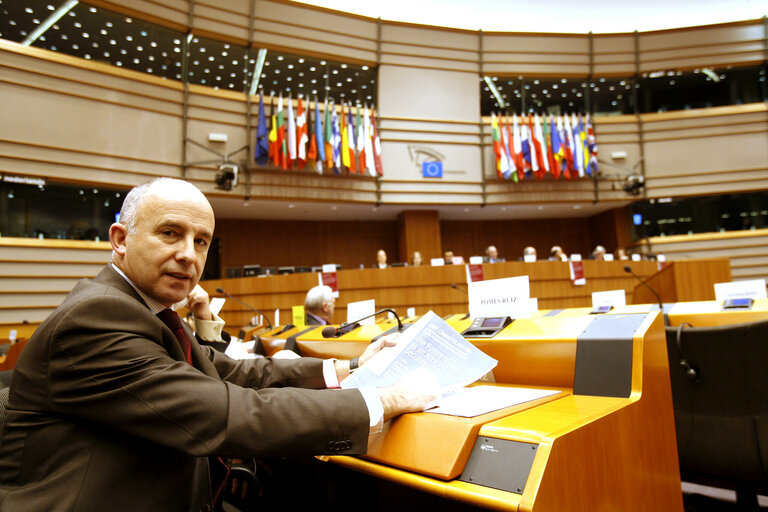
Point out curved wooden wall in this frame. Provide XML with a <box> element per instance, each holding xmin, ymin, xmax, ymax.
<box><xmin>1</xmin><ymin>4</ymin><xmax>765</xmax><ymax>209</ymax></box>
<box><xmin>0</xmin><ymin>238</ymin><xmax>112</xmax><ymax>336</ymax></box>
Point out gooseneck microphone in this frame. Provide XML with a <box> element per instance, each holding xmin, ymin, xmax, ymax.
<box><xmin>215</xmin><ymin>287</ymin><xmax>273</xmax><ymax>330</ymax></box>
<box><xmin>321</xmin><ymin>308</ymin><xmax>403</xmax><ymax>338</ymax></box>
<box><xmin>450</xmin><ymin>283</ymin><xmax>469</xmax><ymax>296</ymax></box>
<box><xmin>623</xmin><ymin>266</ymin><xmax>666</xmax><ymax>325</ymax></box>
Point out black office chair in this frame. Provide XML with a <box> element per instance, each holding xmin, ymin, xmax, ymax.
<box><xmin>0</xmin><ymin>386</ymin><xmax>9</xmax><ymax>434</ymax></box>
<box><xmin>665</xmin><ymin>319</ymin><xmax>768</xmax><ymax>508</ymax></box>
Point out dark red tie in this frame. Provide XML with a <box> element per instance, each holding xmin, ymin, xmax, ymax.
<box><xmin>157</xmin><ymin>308</ymin><xmax>192</xmax><ymax>364</ymax></box>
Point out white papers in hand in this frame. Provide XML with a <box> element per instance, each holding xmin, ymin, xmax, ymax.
<box><xmin>341</xmin><ymin>311</ymin><xmax>498</xmax><ymax>391</ymax></box>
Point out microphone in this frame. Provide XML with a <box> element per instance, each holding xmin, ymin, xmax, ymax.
<box><xmin>450</xmin><ymin>283</ymin><xmax>468</xmax><ymax>296</ymax></box>
<box><xmin>322</xmin><ymin>309</ymin><xmax>403</xmax><ymax>338</ymax></box>
<box><xmin>215</xmin><ymin>287</ymin><xmax>273</xmax><ymax>330</ymax></box>
<box><xmin>623</xmin><ymin>266</ymin><xmax>666</xmax><ymax>324</ymax></box>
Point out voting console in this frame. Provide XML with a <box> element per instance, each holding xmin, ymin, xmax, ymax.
<box><xmin>256</xmin><ymin>310</ymin><xmax>684</xmax><ymax>512</ymax></box>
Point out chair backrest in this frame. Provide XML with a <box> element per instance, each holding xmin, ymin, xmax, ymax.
<box><xmin>665</xmin><ymin>319</ymin><xmax>768</xmax><ymax>484</ymax></box>
<box><xmin>0</xmin><ymin>386</ymin><xmax>9</xmax><ymax>434</ymax></box>
<box><xmin>0</xmin><ymin>339</ymin><xmax>28</xmax><ymax>372</ymax></box>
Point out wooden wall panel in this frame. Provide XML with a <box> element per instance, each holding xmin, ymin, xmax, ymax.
<box><xmin>440</xmin><ymin>217</ymin><xmax>595</xmax><ymax>263</ymax></box>
<box><xmin>214</xmin><ymin>218</ymin><xmax>400</xmax><ymax>271</ymax></box>
<box><xmin>637</xmin><ymin>229</ymin><xmax>768</xmax><ymax>282</ymax></box>
<box><xmin>397</xmin><ymin>210</ymin><xmax>442</xmax><ymax>263</ymax></box>
<box><xmin>0</xmin><ymin>238</ymin><xmax>112</xmax><ymax>335</ymax></box>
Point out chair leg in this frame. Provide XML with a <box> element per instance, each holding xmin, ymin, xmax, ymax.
<box><xmin>735</xmin><ymin>482</ymin><xmax>758</xmax><ymax>510</ymax></box>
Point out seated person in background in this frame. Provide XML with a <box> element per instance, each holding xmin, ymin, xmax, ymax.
<box><xmin>305</xmin><ymin>285</ymin><xmax>335</xmax><ymax>325</ymax></box>
<box><xmin>410</xmin><ymin>251</ymin><xmax>423</xmax><ymax>267</ymax></box>
<box><xmin>444</xmin><ymin>249</ymin><xmax>455</xmax><ymax>264</ymax></box>
<box><xmin>592</xmin><ymin>245</ymin><xmax>607</xmax><ymax>261</ymax></box>
<box><xmin>375</xmin><ymin>249</ymin><xmax>388</xmax><ymax>269</ymax></box>
<box><xmin>0</xmin><ymin>178</ymin><xmax>435</xmax><ymax>512</ymax></box>
<box><xmin>484</xmin><ymin>245</ymin><xmax>505</xmax><ymax>263</ymax></box>
<box><xmin>616</xmin><ymin>248</ymin><xmax>630</xmax><ymax>260</ymax></box>
<box><xmin>550</xmin><ymin>245</ymin><xmax>568</xmax><ymax>261</ymax></box>
<box><xmin>522</xmin><ymin>246</ymin><xmax>537</xmax><ymax>261</ymax></box>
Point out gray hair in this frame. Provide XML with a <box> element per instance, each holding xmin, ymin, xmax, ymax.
<box><xmin>119</xmin><ymin>178</ymin><xmax>201</xmax><ymax>233</ymax></box>
<box><xmin>305</xmin><ymin>285</ymin><xmax>334</xmax><ymax>311</ymax></box>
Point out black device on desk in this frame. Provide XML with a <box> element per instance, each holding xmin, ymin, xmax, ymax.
<box><xmin>590</xmin><ymin>304</ymin><xmax>614</xmax><ymax>314</ymax></box>
<box><xmin>722</xmin><ymin>297</ymin><xmax>754</xmax><ymax>310</ymax></box>
<box><xmin>461</xmin><ymin>316</ymin><xmax>513</xmax><ymax>338</ymax></box>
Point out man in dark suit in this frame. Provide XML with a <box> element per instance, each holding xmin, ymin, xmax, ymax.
<box><xmin>0</xmin><ymin>178</ymin><xmax>434</xmax><ymax>512</ymax></box>
<box><xmin>305</xmin><ymin>285</ymin><xmax>335</xmax><ymax>325</ymax></box>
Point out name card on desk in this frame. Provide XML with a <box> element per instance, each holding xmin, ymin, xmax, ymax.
<box><xmin>347</xmin><ymin>299</ymin><xmax>376</xmax><ymax>325</ymax></box>
<box><xmin>292</xmin><ymin>305</ymin><xmax>306</xmax><ymax>326</ymax></box>
<box><xmin>467</xmin><ymin>275</ymin><xmax>530</xmax><ymax>319</ymax></box>
<box><xmin>714</xmin><ymin>279</ymin><xmax>767</xmax><ymax>302</ymax></box>
<box><xmin>431</xmin><ymin>258</ymin><xmax>445</xmax><ymax>266</ymax></box>
<box><xmin>592</xmin><ymin>289</ymin><xmax>626</xmax><ymax>309</ymax></box>
<box><xmin>469</xmin><ymin>256</ymin><xmax>484</xmax><ymax>264</ymax></box>
<box><xmin>523</xmin><ymin>254</ymin><xmax>537</xmax><ymax>262</ymax></box>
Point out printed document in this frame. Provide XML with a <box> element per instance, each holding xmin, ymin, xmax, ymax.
<box><xmin>341</xmin><ymin>310</ymin><xmax>498</xmax><ymax>391</ymax></box>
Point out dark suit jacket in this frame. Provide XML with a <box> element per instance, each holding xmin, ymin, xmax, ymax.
<box><xmin>305</xmin><ymin>312</ymin><xmax>326</xmax><ymax>325</ymax></box>
<box><xmin>0</xmin><ymin>266</ymin><xmax>369</xmax><ymax>512</ymax></box>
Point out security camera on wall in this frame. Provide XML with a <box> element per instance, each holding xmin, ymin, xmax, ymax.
<box><xmin>215</xmin><ymin>162</ymin><xmax>238</xmax><ymax>191</ymax></box>
<box><xmin>623</xmin><ymin>174</ymin><xmax>644</xmax><ymax>196</ymax></box>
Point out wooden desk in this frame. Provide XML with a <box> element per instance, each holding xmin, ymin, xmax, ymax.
<box><xmin>262</xmin><ymin>312</ymin><xmax>683</xmax><ymax>511</ymax></box>
<box><xmin>202</xmin><ymin>260</ymin><xmax>665</xmax><ymax>329</ymax></box>
<box><xmin>631</xmin><ymin>259</ymin><xmax>731</xmax><ymax>304</ymax></box>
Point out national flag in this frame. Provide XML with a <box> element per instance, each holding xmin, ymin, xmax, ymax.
<box><xmin>491</xmin><ymin>112</ymin><xmax>502</xmax><ymax>179</ymax></box>
<box><xmin>520</xmin><ymin>115</ymin><xmax>538</xmax><ymax>177</ymax></box>
<box><xmin>347</xmin><ymin>103</ymin><xmax>357</xmax><ymax>173</ymax></box>
<box><xmin>314</xmin><ymin>97</ymin><xmax>324</xmax><ymax>174</ymax></box>
<box><xmin>268</xmin><ymin>94</ymin><xmax>278</xmax><ymax>166</ymax></box>
<box><xmin>579</xmin><ymin>114</ymin><xmax>590</xmax><ymax>176</ymax></box>
<box><xmin>307</xmin><ymin>97</ymin><xmax>317</xmax><ymax>166</ymax></box>
<box><xmin>504</xmin><ymin>114</ymin><xmax>518</xmax><ymax>182</ymax></box>
<box><xmin>340</xmin><ymin>103</ymin><xmax>351</xmax><ymax>171</ymax></box>
<box><xmin>543</xmin><ymin>114</ymin><xmax>557</xmax><ymax>180</ymax></box>
<box><xmin>533</xmin><ymin>113</ymin><xmax>549</xmax><ymax>180</ymax></box>
<box><xmin>571</xmin><ymin>113</ymin><xmax>585</xmax><ymax>177</ymax></box>
<box><xmin>562</xmin><ymin>114</ymin><xmax>576</xmax><ymax>180</ymax></box>
<box><xmin>254</xmin><ymin>91</ymin><xmax>269</xmax><ymax>166</ymax></box>
<box><xmin>586</xmin><ymin>114</ymin><xmax>599</xmax><ymax>176</ymax></box>
<box><xmin>371</xmin><ymin>107</ymin><xmax>384</xmax><ymax>176</ymax></box>
<box><xmin>296</xmin><ymin>97</ymin><xmax>308</xmax><ymax>170</ymax></box>
<box><xmin>512</xmin><ymin>114</ymin><xmax>524</xmax><ymax>180</ymax></box>
<box><xmin>275</xmin><ymin>94</ymin><xmax>287</xmax><ymax>170</ymax></box>
<box><xmin>356</xmin><ymin>104</ymin><xmax>365</xmax><ymax>172</ymax></box>
<box><xmin>286</xmin><ymin>95</ymin><xmax>297</xmax><ymax>169</ymax></box>
<box><xmin>549</xmin><ymin>114</ymin><xmax>564</xmax><ymax>180</ymax></box>
<box><xmin>324</xmin><ymin>98</ymin><xmax>333</xmax><ymax>171</ymax></box>
<box><xmin>528</xmin><ymin>114</ymin><xmax>540</xmax><ymax>175</ymax></box>
<box><xmin>499</xmin><ymin>114</ymin><xmax>513</xmax><ymax>180</ymax></box>
<box><xmin>363</xmin><ymin>104</ymin><xmax>375</xmax><ymax>176</ymax></box>
<box><xmin>331</xmin><ymin>101</ymin><xmax>342</xmax><ymax>174</ymax></box>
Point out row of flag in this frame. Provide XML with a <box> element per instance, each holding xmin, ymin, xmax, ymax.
<box><xmin>253</xmin><ymin>93</ymin><xmax>384</xmax><ymax>176</ymax></box>
<box><xmin>491</xmin><ymin>112</ymin><xmax>598</xmax><ymax>181</ymax></box>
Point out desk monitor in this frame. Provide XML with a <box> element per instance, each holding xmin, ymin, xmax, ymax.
<box><xmin>722</xmin><ymin>297</ymin><xmax>754</xmax><ymax>310</ymax></box>
<box><xmin>242</xmin><ymin>265</ymin><xmax>260</xmax><ymax>277</ymax></box>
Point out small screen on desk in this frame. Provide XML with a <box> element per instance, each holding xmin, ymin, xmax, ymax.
<box><xmin>481</xmin><ymin>317</ymin><xmax>503</xmax><ymax>328</ymax></box>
